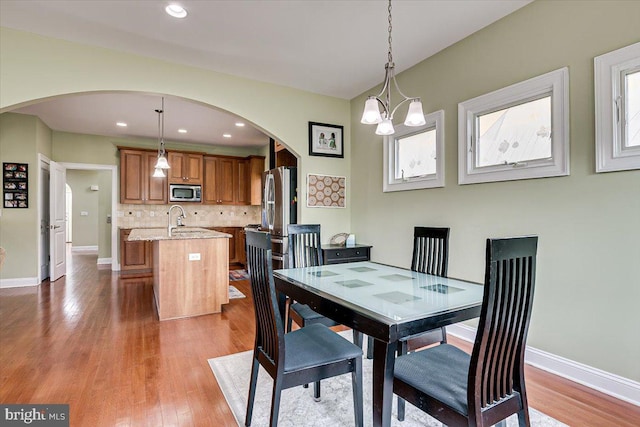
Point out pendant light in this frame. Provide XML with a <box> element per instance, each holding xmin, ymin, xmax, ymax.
<box><xmin>361</xmin><ymin>0</ymin><xmax>425</xmax><ymax>135</ymax></box>
<box><xmin>153</xmin><ymin>97</ymin><xmax>170</xmax><ymax>176</ymax></box>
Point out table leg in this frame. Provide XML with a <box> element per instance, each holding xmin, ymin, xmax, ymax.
<box><xmin>371</xmin><ymin>338</ymin><xmax>396</xmax><ymax>427</ymax></box>
<box><xmin>276</xmin><ymin>291</ymin><xmax>287</xmax><ymax>323</ymax></box>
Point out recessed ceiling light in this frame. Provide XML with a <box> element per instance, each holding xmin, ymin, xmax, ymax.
<box><xmin>116</xmin><ymin>122</ymin><xmax>127</xmax><ymax>127</ymax></box>
<box><xmin>165</xmin><ymin>4</ymin><xmax>187</xmax><ymax>18</ymax></box>
<box><xmin>178</xmin><ymin>129</ymin><xmax>187</xmax><ymax>133</ymax></box>
<box><xmin>223</xmin><ymin>134</ymin><xmax>232</xmax><ymax>138</ymax></box>
<box><xmin>235</xmin><ymin>122</ymin><xmax>245</xmax><ymax>127</ymax></box>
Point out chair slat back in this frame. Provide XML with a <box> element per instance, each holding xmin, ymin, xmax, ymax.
<box><xmin>411</xmin><ymin>227</ymin><xmax>450</xmax><ymax>277</ymax></box>
<box><xmin>288</xmin><ymin>224</ymin><xmax>323</xmax><ymax>268</ymax></box>
<box><xmin>470</xmin><ymin>236</ymin><xmax>537</xmax><ymax>411</ymax></box>
<box><xmin>245</xmin><ymin>230</ymin><xmax>285</xmax><ymax>370</ymax></box>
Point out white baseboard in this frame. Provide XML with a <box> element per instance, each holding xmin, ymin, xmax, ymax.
<box><xmin>447</xmin><ymin>324</ymin><xmax>640</xmax><ymax>407</ymax></box>
<box><xmin>0</xmin><ymin>277</ymin><xmax>39</xmax><ymax>288</ymax></box>
<box><xmin>97</xmin><ymin>257</ymin><xmax>112</xmax><ymax>265</ymax></box>
<box><xmin>72</xmin><ymin>245</ymin><xmax>98</xmax><ymax>253</ymax></box>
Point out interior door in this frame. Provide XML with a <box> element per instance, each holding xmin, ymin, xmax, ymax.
<box><xmin>50</xmin><ymin>161</ymin><xmax>67</xmax><ymax>281</ymax></box>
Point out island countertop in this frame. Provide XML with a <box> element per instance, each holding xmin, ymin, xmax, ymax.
<box><xmin>128</xmin><ymin>227</ymin><xmax>232</xmax><ymax>241</ymax></box>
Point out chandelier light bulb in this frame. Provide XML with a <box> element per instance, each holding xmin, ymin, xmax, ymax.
<box><xmin>361</xmin><ymin>97</ymin><xmax>383</xmax><ymax>124</ymax></box>
<box><xmin>375</xmin><ymin>119</ymin><xmax>395</xmax><ymax>136</ymax></box>
<box><xmin>404</xmin><ymin>99</ymin><xmax>426</xmax><ymax>126</ymax></box>
<box><xmin>152</xmin><ymin>167</ymin><xmax>166</xmax><ymax>178</ymax></box>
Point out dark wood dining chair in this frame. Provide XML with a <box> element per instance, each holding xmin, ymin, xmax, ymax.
<box><xmin>286</xmin><ymin>224</ymin><xmax>363</xmax><ymax>400</ymax></box>
<box><xmin>393</xmin><ymin>236</ymin><xmax>538</xmax><ymax>427</ymax></box>
<box><xmin>396</xmin><ymin>226</ymin><xmax>450</xmax><ymax>420</ymax></box>
<box><xmin>286</xmin><ymin>224</ymin><xmax>337</xmax><ymax>332</ymax></box>
<box><xmin>244</xmin><ymin>230</ymin><xmax>363</xmax><ymax>427</ymax></box>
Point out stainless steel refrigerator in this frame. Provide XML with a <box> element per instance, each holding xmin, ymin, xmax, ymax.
<box><xmin>261</xmin><ymin>166</ymin><xmax>297</xmax><ymax>269</ymax></box>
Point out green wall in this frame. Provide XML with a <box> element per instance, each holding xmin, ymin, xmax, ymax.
<box><xmin>350</xmin><ymin>0</ymin><xmax>640</xmax><ymax>381</ymax></box>
<box><xmin>0</xmin><ymin>113</ymin><xmax>50</xmax><ymax>280</ymax></box>
<box><xmin>0</xmin><ymin>26</ymin><xmax>352</xmax><ymax>285</ymax></box>
<box><xmin>0</xmin><ymin>26</ymin><xmax>352</xmax><ymax>242</ymax></box>
<box><xmin>66</xmin><ymin>169</ymin><xmax>111</xmax><ymax>257</ymax></box>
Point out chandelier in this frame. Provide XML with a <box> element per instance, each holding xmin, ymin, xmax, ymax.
<box><xmin>360</xmin><ymin>0</ymin><xmax>425</xmax><ymax>135</ymax></box>
<box><xmin>152</xmin><ymin>97</ymin><xmax>170</xmax><ymax>177</ymax></box>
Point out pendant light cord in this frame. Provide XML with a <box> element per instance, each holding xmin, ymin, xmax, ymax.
<box><xmin>387</xmin><ymin>0</ymin><xmax>393</xmax><ymax>65</ymax></box>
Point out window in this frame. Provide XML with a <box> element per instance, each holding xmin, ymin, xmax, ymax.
<box><xmin>595</xmin><ymin>42</ymin><xmax>640</xmax><ymax>172</ymax></box>
<box><xmin>458</xmin><ymin>68</ymin><xmax>569</xmax><ymax>184</ymax></box>
<box><xmin>383</xmin><ymin>110</ymin><xmax>444</xmax><ymax>192</ymax></box>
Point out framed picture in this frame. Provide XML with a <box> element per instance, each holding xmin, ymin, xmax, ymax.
<box><xmin>3</xmin><ymin>162</ymin><xmax>28</xmax><ymax>208</ymax></box>
<box><xmin>307</xmin><ymin>174</ymin><xmax>346</xmax><ymax>208</ymax></box>
<box><xmin>308</xmin><ymin>122</ymin><xmax>344</xmax><ymax>158</ymax></box>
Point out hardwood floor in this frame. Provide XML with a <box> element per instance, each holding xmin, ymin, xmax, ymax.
<box><xmin>1</xmin><ymin>250</ymin><xmax>638</xmax><ymax>426</ymax></box>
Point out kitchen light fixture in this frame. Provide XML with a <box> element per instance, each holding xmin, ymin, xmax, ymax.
<box><xmin>178</xmin><ymin>129</ymin><xmax>187</xmax><ymax>133</ymax></box>
<box><xmin>153</xmin><ymin>97</ymin><xmax>170</xmax><ymax>177</ymax></box>
<box><xmin>165</xmin><ymin>4</ymin><xmax>187</xmax><ymax>19</ymax></box>
<box><xmin>116</xmin><ymin>122</ymin><xmax>127</xmax><ymax>127</ymax></box>
<box><xmin>235</xmin><ymin>122</ymin><xmax>245</xmax><ymax>127</ymax></box>
<box><xmin>361</xmin><ymin>0</ymin><xmax>425</xmax><ymax>135</ymax></box>
<box><xmin>223</xmin><ymin>133</ymin><xmax>232</xmax><ymax>138</ymax></box>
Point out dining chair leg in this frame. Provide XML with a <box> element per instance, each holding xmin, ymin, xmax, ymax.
<box><xmin>517</xmin><ymin>407</ymin><xmax>530</xmax><ymax>427</ymax></box>
<box><xmin>440</xmin><ymin>326</ymin><xmax>447</xmax><ymax>343</ymax></box>
<box><xmin>270</xmin><ymin>377</ymin><xmax>284</xmax><ymax>427</ymax></box>
<box><xmin>351</xmin><ymin>357</ymin><xmax>364</xmax><ymax>427</ymax></box>
<box><xmin>366</xmin><ymin>336</ymin><xmax>374</xmax><ymax>359</ymax></box>
<box><xmin>245</xmin><ymin>355</ymin><xmax>260</xmax><ymax>426</ymax></box>
<box><xmin>313</xmin><ymin>381</ymin><xmax>321</xmax><ymax>401</ymax></box>
<box><xmin>352</xmin><ymin>330</ymin><xmax>363</xmax><ymax>347</ymax></box>
<box><xmin>396</xmin><ymin>340</ymin><xmax>408</xmax><ymax>421</ymax></box>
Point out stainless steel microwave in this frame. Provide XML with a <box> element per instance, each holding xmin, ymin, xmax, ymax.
<box><xmin>169</xmin><ymin>184</ymin><xmax>202</xmax><ymax>202</ymax></box>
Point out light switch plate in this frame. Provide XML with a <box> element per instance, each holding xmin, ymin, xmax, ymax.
<box><xmin>188</xmin><ymin>253</ymin><xmax>201</xmax><ymax>261</ymax></box>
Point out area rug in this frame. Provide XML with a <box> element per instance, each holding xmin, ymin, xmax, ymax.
<box><xmin>229</xmin><ymin>285</ymin><xmax>246</xmax><ymax>299</ymax></box>
<box><xmin>229</xmin><ymin>269</ymin><xmax>249</xmax><ymax>281</ymax></box>
<box><xmin>209</xmin><ymin>332</ymin><xmax>567</xmax><ymax>427</ymax></box>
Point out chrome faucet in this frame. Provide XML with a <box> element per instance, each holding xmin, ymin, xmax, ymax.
<box><xmin>168</xmin><ymin>205</ymin><xmax>186</xmax><ymax>234</ymax></box>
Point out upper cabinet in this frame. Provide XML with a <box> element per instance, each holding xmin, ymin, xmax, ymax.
<box><xmin>120</xmin><ymin>149</ymin><xmax>167</xmax><ymax>204</ymax></box>
<box><xmin>204</xmin><ymin>155</ymin><xmax>264</xmax><ymax>206</ymax></box>
<box><xmin>167</xmin><ymin>152</ymin><xmax>203</xmax><ymax>184</ymax></box>
<box><xmin>119</xmin><ymin>148</ymin><xmax>263</xmax><ymax>206</ymax></box>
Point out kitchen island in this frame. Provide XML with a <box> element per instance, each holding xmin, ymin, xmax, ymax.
<box><xmin>128</xmin><ymin>227</ymin><xmax>231</xmax><ymax>321</ymax></box>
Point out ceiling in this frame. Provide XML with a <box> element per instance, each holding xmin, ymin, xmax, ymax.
<box><xmin>1</xmin><ymin>0</ymin><xmax>531</xmax><ymax>148</ymax></box>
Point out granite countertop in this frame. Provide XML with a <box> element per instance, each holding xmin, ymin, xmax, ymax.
<box><xmin>128</xmin><ymin>227</ymin><xmax>232</xmax><ymax>241</ymax></box>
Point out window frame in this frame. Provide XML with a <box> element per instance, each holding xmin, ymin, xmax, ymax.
<box><xmin>594</xmin><ymin>42</ymin><xmax>640</xmax><ymax>173</ymax></box>
<box><xmin>383</xmin><ymin>110</ymin><xmax>444</xmax><ymax>192</ymax></box>
<box><xmin>458</xmin><ymin>67</ymin><xmax>570</xmax><ymax>185</ymax></box>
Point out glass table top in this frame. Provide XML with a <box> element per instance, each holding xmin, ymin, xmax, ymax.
<box><xmin>274</xmin><ymin>261</ymin><xmax>484</xmax><ymax>323</ymax></box>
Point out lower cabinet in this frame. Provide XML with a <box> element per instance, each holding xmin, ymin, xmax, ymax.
<box><xmin>119</xmin><ymin>229</ymin><xmax>153</xmax><ymax>276</ymax></box>
<box><xmin>322</xmin><ymin>244</ymin><xmax>372</xmax><ymax>265</ymax></box>
<box><xmin>208</xmin><ymin>227</ymin><xmax>246</xmax><ymax>267</ymax></box>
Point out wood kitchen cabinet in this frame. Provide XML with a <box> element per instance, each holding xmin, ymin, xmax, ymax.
<box><xmin>203</xmin><ymin>156</ymin><xmax>243</xmax><ymax>205</ymax></box>
<box><xmin>203</xmin><ymin>155</ymin><xmax>264</xmax><ymax>206</ymax></box>
<box><xmin>247</xmin><ymin>156</ymin><xmax>265</xmax><ymax>205</ymax></box>
<box><xmin>167</xmin><ymin>152</ymin><xmax>203</xmax><ymax>184</ymax></box>
<box><xmin>119</xmin><ymin>149</ymin><xmax>167</xmax><ymax>204</ymax></box>
<box><xmin>119</xmin><ymin>228</ymin><xmax>153</xmax><ymax>276</ymax></box>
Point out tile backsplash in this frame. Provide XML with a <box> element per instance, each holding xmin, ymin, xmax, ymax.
<box><xmin>117</xmin><ymin>204</ymin><xmax>261</xmax><ymax>228</ymax></box>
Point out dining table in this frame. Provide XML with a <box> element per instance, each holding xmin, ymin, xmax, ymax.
<box><xmin>273</xmin><ymin>260</ymin><xmax>484</xmax><ymax>427</ymax></box>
